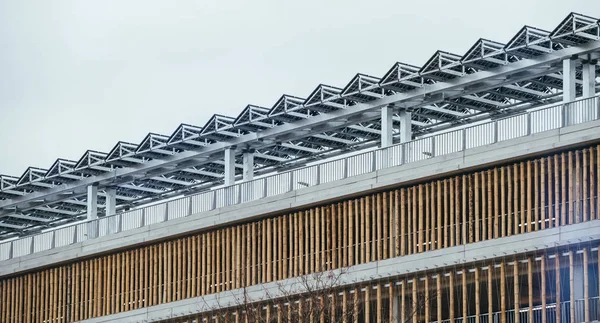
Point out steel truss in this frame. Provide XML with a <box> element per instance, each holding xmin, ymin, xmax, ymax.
<box><xmin>0</xmin><ymin>13</ymin><xmax>599</xmax><ymax>238</ymax></box>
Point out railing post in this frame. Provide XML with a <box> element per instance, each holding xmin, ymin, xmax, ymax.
<box><xmin>343</xmin><ymin>158</ymin><xmax>349</xmax><ymax>178</ymax></box>
<box><xmin>212</xmin><ymin>191</ymin><xmax>218</xmax><ymax>209</ymax></box>
<box><xmin>97</xmin><ymin>219</ymin><xmax>103</xmax><ymax>237</ymax></box>
<box><xmin>401</xmin><ymin>143</ymin><xmax>407</xmax><ymax>164</ymax></box>
<box><xmin>116</xmin><ymin>214</ymin><xmax>122</xmax><ymax>232</ymax></box>
<box><xmin>229</xmin><ymin>184</ymin><xmax>241</xmax><ymax>205</ymax></box>
<box><xmin>561</xmin><ymin>104</ymin><xmax>567</xmax><ymax>128</ymax></box>
<box><xmin>493</xmin><ymin>121</ymin><xmax>498</xmax><ymax>143</ymax></box>
<box><xmin>263</xmin><ymin>178</ymin><xmax>268</xmax><ymax>198</ymax></box>
<box><xmin>188</xmin><ymin>196</ymin><xmax>193</xmax><ymax>216</ymax></box>
<box><xmin>462</xmin><ymin>129</ymin><xmax>467</xmax><ymax>151</ymax></box>
<box><xmin>30</xmin><ymin>237</ymin><xmax>34</xmax><ymax>254</ymax></box>
<box><xmin>315</xmin><ymin>166</ymin><xmax>321</xmax><ymax>185</ymax></box>
<box><xmin>8</xmin><ymin>242</ymin><xmax>13</xmax><ymax>259</ymax></box>
<box><xmin>526</xmin><ymin>112</ymin><xmax>532</xmax><ymax>136</ymax></box>
<box><xmin>94</xmin><ymin>220</ymin><xmax>100</xmax><ymax>239</ymax></box>
<box><xmin>289</xmin><ymin>171</ymin><xmax>294</xmax><ymax>192</ymax></box>
<box><xmin>430</xmin><ymin>136</ymin><xmax>436</xmax><ymax>158</ymax></box>
<box><xmin>372</xmin><ymin>151</ymin><xmax>377</xmax><ymax>172</ymax></box>
<box><xmin>140</xmin><ymin>209</ymin><xmax>146</xmax><ymax>227</ymax></box>
<box><xmin>73</xmin><ymin>224</ymin><xmax>78</xmax><ymax>244</ymax></box>
<box><xmin>164</xmin><ymin>203</ymin><xmax>169</xmax><ymax>222</ymax></box>
<box><xmin>108</xmin><ymin>215</ymin><xmax>115</xmax><ymax>234</ymax></box>
<box><xmin>51</xmin><ymin>231</ymin><xmax>56</xmax><ymax>249</ymax></box>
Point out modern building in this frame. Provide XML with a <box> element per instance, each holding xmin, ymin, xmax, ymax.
<box><xmin>1</xmin><ymin>12</ymin><xmax>600</xmax><ymax>323</ymax></box>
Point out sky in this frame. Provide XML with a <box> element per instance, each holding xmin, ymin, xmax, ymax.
<box><xmin>1</xmin><ymin>0</ymin><xmax>599</xmax><ymax>177</ymax></box>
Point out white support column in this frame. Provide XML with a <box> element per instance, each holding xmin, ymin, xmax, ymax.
<box><xmin>582</xmin><ymin>60</ymin><xmax>597</xmax><ymax>122</ymax></box>
<box><xmin>398</xmin><ymin>110</ymin><xmax>413</xmax><ymax>163</ymax></box>
<box><xmin>563</xmin><ymin>58</ymin><xmax>577</xmax><ymax>126</ymax></box>
<box><xmin>104</xmin><ymin>187</ymin><xmax>118</xmax><ymax>234</ymax></box>
<box><xmin>381</xmin><ymin>105</ymin><xmax>394</xmax><ymax>148</ymax></box>
<box><xmin>241</xmin><ymin>151</ymin><xmax>255</xmax><ymax>202</ymax></box>
<box><xmin>105</xmin><ymin>187</ymin><xmax>116</xmax><ymax>216</ymax></box>
<box><xmin>224</xmin><ymin>147</ymin><xmax>236</xmax><ymax>186</ymax></box>
<box><xmin>398</xmin><ymin>110</ymin><xmax>412</xmax><ymax>143</ymax></box>
<box><xmin>243</xmin><ymin>151</ymin><xmax>254</xmax><ymax>181</ymax></box>
<box><xmin>563</xmin><ymin>58</ymin><xmax>577</xmax><ymax>102</ymax></box>
<box><xmin>582</xmin><ymin>61</ymin><xmax>596</xmax><ymax>98</ymax></box>
<box><xmin>87</xmin><ymin>184</ymin><xmax>99</xmax><ymax>238</ymax></box>
<box><xmin>87</xmin><ymin>184</ymin><xmax>98</xmax><ymax>220</ymax></box>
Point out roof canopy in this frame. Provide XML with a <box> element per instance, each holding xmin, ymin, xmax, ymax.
<box><xmin>0</xmin><ymin>12</ymin><xmax>599</xmax><ymax>239</ymax></box>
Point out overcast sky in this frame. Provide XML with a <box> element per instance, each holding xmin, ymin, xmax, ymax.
<box><xmin>1</xmin><ymin>0</ymin><xmax>599</xmax><ymax>177</ymax></box>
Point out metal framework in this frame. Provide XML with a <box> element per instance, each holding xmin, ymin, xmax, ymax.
<box><xmin>0</xmin><ymin>12</ymin><xmax>599</xmax><ymax>238</ymax></box>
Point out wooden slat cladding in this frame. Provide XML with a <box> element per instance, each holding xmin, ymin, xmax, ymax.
<box><xmin>160</xmin><ymin>244</ymin><xmax>600</xmax><ymax>323</ymax></box>
<box><xmin>1</xmin><ymin>144</ymin><xmax>600</xmax><ymax>322</ymax></box>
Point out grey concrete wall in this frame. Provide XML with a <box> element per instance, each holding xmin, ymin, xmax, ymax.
<box><xmin>1</xmin><ymin>119</ymin><xmax>600</xmax><ymax>278</ymax></box>
<box><xmin>79</xmin><ymin>220</ymin><xmax>600</xmax><ymax>323</ymax></box>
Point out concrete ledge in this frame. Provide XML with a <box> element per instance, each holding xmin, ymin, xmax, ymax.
<box><xmin>79</xmin><ymin>220</ymin><xmax>600</xmax><ymax>323</ymax></box>
<box><xmin>2</xmin><ymin>119</ymin><xmax>600</xmax><ymax>277</ymax></box>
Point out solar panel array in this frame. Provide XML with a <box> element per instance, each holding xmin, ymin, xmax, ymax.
<box><xmin>0</xmin><ymin>13</ymin><xmax>599</xmax><ymax>238</ymax></box>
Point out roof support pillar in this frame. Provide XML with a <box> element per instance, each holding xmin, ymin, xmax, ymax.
<box><xmin>86</xmin><ymin>184</ymin><xmax>98</xmax><ymax>220</ymax></box>
<box><xmin>224</xmin><ymin>147</ymin><xmax>236</xmax><ymax>186</ymax></box>
<box><xmin>243</xmin><ymin>151</ymin><xmax>254</xmax><ymax>182</ymax></box>
<box><xmin>582</xmin><ymin>60</ymin><xmax>598</xmax><ymax>122</ymax></box>
<box><xmin>105</xmin><ymin>187</ymin><xmax>116</xmax><ymax>217</ymax></box>
<box><xmin>563</xmin><ymin>58</ymin><xmax>577</xmax><ymax>103</ymax></box>
<box><xmin>582</xmin><ymin>60</ymin><xmax>596</xmax><ymax>98</ymax></box>
<box><xmin>399</xmin><ymin>110</ymin><xmax>413</xmax><ymax>165</ymax></box>
<box><xmin>563</xmin><ymin>58</ymin><xmax>577</xmax><ymax>126</ymax></box>
<box><xmin>399</xmin><ymin>110</ymin><xmax>412</xmax><ymax>143</ymax></box>
<box><xmin>381</xmin><ymin>105</ymin><xmax>394</xmax><ymax>148</ymax></box>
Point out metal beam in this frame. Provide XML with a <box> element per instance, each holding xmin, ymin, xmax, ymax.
<box><xmin>0</xmin><ymin>222</ymin><xmax>25</xmax><ymax>229</ymax></box>
<box><xmin>280</xmin><ymin>143</ymin><xmax>322</xmax><ymax>154</ymax></box>
<box><xmin>421</xmin><ymin>104</ymin><xmax>467</xmax><ymax>117</ymax></box>
<box><xmin>32</xmin><ymin>207</ymin><xmax>77</xmax><ymax>216</ymax></box>
<box><xmin>503</xmin><ymin>84</ymin><xmax>549</xmax><ymax>97</ymax></box>
<box><xmin>254</xmin><ymin>153</ymin><xmax>288</xmax><ymax>162</ymax></box>
<box><xmin>311</xmin><ymin>134</ymin><xmax>356</xmax><ymax>145</ymax></box>
<box><xmin>211</xmin><ymin>160</ymin><xmax>244</xmax><ymax>169</ymax></box>
<box><xmin>61</xmin><ymin>199</ymin><xmax>88</xmax><ymax>207</ymax></box>
<box><xmin>119</xmin><ymin>184</ymin><xmax>164</xmax><ymax>194</ymax></box>
<box><xmin>463</xmin><ymin>94</ymin><xmax>507</xmax><ymax>107</ymax></box>
<box><xmin>181</xmin><ymin>168</ymin><xmax>224</xmax><ymax>178</ymax></box>
<box><xmin>150</xmin><ymin>176</ymin><xmax>191</xmax><ymax>187</ymax></box>
<box><xmin>10</xmin><ymin>213</ymin><xmax>53</xmax><ymax>223</ymax></box>
<box><xmin>347</xmin><ymin>125</ymin><xmax>381</xmax><ymax>135</ymax></box>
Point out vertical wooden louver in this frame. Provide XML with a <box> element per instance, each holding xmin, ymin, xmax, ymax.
<box><xmin>1</xmin><ymin>145</ymin><xmax>600</xmax><ymax>322</ymax></box>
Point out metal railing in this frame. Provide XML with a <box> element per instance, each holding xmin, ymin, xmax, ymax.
<box><xmin>431</xmin><ymin>296</ymin><xmax>600</xmax><ymax>323</ymax></box>
<box><xmin>1</xmin><ymin>95</ymin><xmax>599</xmax><ymax>261</ymax></box>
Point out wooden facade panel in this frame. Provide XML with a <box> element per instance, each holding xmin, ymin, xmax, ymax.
<box><xmin>1</xmin><ymin>144</ymin><xmax>600</xmax><ymax>322</ymax></box>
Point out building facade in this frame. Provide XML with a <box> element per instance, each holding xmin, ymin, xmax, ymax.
<box><xmin>1</xmin><ymin>12</ymin><xmax>600</xmax><ymax>323</ymax></box>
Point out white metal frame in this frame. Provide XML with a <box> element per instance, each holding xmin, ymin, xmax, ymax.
<box><xmin>0</xmin><ymin>13</ymin><xmax>599</xmax><ymax>237</ymax></box>
<box><xmin>0</xmin><ymin>94</ymin><xmax>598</xmax><ymax>260</ymax></box>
